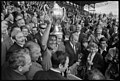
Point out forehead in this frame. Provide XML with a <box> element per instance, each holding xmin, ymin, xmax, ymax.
<box><xmin>49</xmin><ymin>36</ymin><xmax>56</xmax><ymax>40</ymax></box>
<box><xmin>57</xmin><ymin>34</ymin><xmax>63</xmax><ymax>38</ymax></box>
<box><xmin>32</xmin><ymin>46</ymin><xmax>41</xmax><ymax>52</ymax></box>
<box><xmin>16</xmin><ymin>16</ymin><xmax>22</xmax><ymax>20</ymax></box>
<box><xmin>101</xmin><ymin>41</ymin><xmax>106</xmax><ymax>43</ymax></box>
<box><xmin>22</xmin><ymin>28</ymin><xmax>28</xmax><ymax>31</ymax></box>
<box><xmin>18</xmin><ymin>19</ymin><xmax>25</xmax><ymax>22</ymax></box>
<box><xmin>72</xmin><ymin>33</ymin><xmax>79</xmax><ymax>39</ymax></box>
<box><xmin>32</xmin><ymin>27</ymin><xmax>37</xmax><ymax>30</ymax></box>
<box><xmin>77</xmin><ymin>25</ymin><xmax>82</xmax><ymax>27</ymax></box>
<box><xmin>16</xmin><ymin>32</ymin><xmax>24</xmax><ymax>37</ymax></box>
<box><xmin>14</xmin><ymin>27</ymin><xmax>21</xmax><ymax>31</ymax></box>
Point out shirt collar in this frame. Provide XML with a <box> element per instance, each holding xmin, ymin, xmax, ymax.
<box><xmin>100</xmin><ymin>47</ymin><xmax>107</xmax><ymax>52</ymax></box>
<box><xmin>11</xmin><ymin>37</ymin><xmax>15</xmax><ymax>43</ymax></box>
<box><xmin>50</xmin><ymin>68</ymin><xmax>61</xmax><ymax>73</ymax></box>
<box><xmin>70</xmin><ymin>41</ymin><xmax>74</xmax><ymax>48</ymax></box>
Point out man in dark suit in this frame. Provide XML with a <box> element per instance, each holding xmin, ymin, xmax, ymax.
<box><xmin>35</xmin><ymin>23</ymin><xmax>47</xmax><ymax>49</ymax></box>
<box><xmin>64</xmin><ymin>32</ymin><xmax>81</xmax><ymax>67</ymax></box>
<box><xmin>2</xmin><ymin>48</ymin><xmax>32</xmax><ymax>80</ymax></box>
<box><xmin>64</xmin><ymin>32</ymin><xmax>81</xmax><ymax>75</ymax></box>
<box><xmin>33</xmin><ymin>51</ymin><xmax>69</xmax><ymax>80</ymax></box>
<box><xmin>7</xmin><ymin>31</ymin><xmax>26</xmax><ymax>60</ymax></box>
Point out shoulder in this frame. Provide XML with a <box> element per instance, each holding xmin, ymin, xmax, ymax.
<box><xmin>33</xmin><ymin>70</ymin><xmax>47</xmax><ymax>80</ymax></box>
<box><xmin>64</xmin><ymin>40</ymin><xmax>70</xmax><ymax>45</ymax></box>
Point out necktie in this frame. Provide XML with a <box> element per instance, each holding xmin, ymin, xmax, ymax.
<box><xmin>73</xmin><ymin>45</ymin><xmax>76</xmax><ymax>54</ymax></box>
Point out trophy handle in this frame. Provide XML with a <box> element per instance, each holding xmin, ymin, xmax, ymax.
<box><xmin>44</xmin><ymin>4</ymin><xmax>50</xmax><ymax>15</ymax></box>
<box><xmin>62</xmin><ymin>7</ymin><xmax>66</xmax><ymax>21</ymax></box>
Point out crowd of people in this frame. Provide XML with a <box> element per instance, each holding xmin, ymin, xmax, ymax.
<box><xmin>1</xmin><ymin>1</ymin><xmax>119</xmax><ymax>80</ymax></box>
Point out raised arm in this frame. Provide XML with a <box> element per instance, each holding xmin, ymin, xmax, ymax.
<box><xmin>41</xmin><ymin>16</ymin><xmax>52</xmax><ymax>50</ymax></box>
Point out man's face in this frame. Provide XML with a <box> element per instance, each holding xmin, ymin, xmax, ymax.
<box><xmin>76</xmin><ymin>24</ymin><xmax>82</xmax><ymax>32</ymax></box>
<box><xmin>22</xmin><ymin>28</ymin><xmax>29</xmax><ymax>37</ymax></box>
<box><xmin>57</xmin><ymin>34</ymin><xmax>63</xmax><ymax>44</ymax></box>
<box><xmin>32</xmin><ymin>17</ymin><xmax>38</xmax><ymax>24</ymax></box>
<box><xmin>100</xmin><ymin>41</ymin><xmax>107</xmax><ymax>49</ymax></box>
<box><xmin>11</xmin><ymin>27</ymin><xmax>21</xmax><ymax>37</ymax></box>
<box><xmin>114</xmin><ymin>26</ymin><xmax>118</xmax><ymax>32</ymax></box>
<box><xmin>15</xmin><ymin>32</ymin><xmax>26</xmax><ymax>46</ymax></box>
<box><xmin>32</xmin><ymin>28</ymin><xmax>38</xmax><ymax>35</ymax></box>
<box><xmin>21</xmin><ymin>54</ymin><xmax>32</xmax><ymax>73</ymax></box>
<box><xmin>71</xmin><ymin>35</ymin><xmax>79</xmax><ymax>46</ymax></box>
<box><xmin>48</xmin><ymin>36</ymin><xmax>57</xmax><ymax>50</ymax></box>
<box><xmin>89</xmin><ymin>47</ymin><xmax>98</xmax><ymax>54</ymax></box>
<box><xmin>31</xmin><ymin>47</ymin><xmax>42</xmax><ymax>62</ymax></box>
<box><xmin>17</xmin><ymin>19</ymin><xmax>25</xmax><ymax>27</ymax></box>
<box><xmin>96</xmin><ymin>29</ymin><xmax>102</xmax><ymax>36</ymax></box>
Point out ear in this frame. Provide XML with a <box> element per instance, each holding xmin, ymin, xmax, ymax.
<box><xmin>18</xmin><ymin>66</ymin><xmax>23</xmax><ymax>72</ymax></box>
<box><xmin>59</xmin><ymin>64</ymin><xmax>63</xmax><ymax>69</ymax></box>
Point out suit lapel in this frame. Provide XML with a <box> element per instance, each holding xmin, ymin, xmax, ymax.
<box><xmin>69</xmin><ymin>41</ymin><xmax>76</xmax><ymax>54</ymax></box>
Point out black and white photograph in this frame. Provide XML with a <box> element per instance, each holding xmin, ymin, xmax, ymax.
<box><xmin>1</xmin><ymin>1</ymin><xmax>119</xmax><ymax>80</ymax></box>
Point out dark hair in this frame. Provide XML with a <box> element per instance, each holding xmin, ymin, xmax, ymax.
<box><xmin>99</xmin><ymin>37</ymin><xmax>108</xmax><ymax>43</ymax></box>
<box><xmin>87</xmin><ymin>42</ymin><xmax>98</xmax><ymax>49</ymax></box>
<box><xmin>49</xmin><ymin>34</ymin><xmax>57</xmax><ymax>40</ymax></box>
<box><xmin>10</xmin><ymin>26</ymin><xmax>21</xmax><ymax>38</ymax></box>
<box><xmin>51</xmin><ymin>51</ymin><xmax>68</xmax><ymax>68</ymax></box>
<box><xmin>8</xmin><ymin>48</ymin><xmax>30</xmax><ymax>70</ymax></box>
<box><xmin>21</xmin><ymin>25</ymin><xmax>29</xmax><ymax>32</ymax></box>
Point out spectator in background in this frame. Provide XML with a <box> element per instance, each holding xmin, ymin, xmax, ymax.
<box><xmin>56</xmin><ymin>33</ymin><xmax>65</xmax><ymax>52</ymax></box>
<box><xmin>35</xmin><ymin>23</ymin><xmax>47</xmax><ymax>49</ymax></box>
<box><xmin>88</xmin><ymin>26</ymin><xmax>104</xmax><ymax>44</ymax></box>
<box><xmin>2</xmin><ymin>48</ymin><xmax>32</xmax><ymax>80</ymax></box>
<box><xmin>27</xmin><ymin>27</ymin><xmax>38</xmax><ymax>43</ymax></box>
<box><xmin>21</xmin><ymin>26</ymin><xmax>30</xmax><ymax>42</ymax></box>
<box><xmin>15</xmin><ymin>15</ymin><xmax>25</xmax><ymax>27</ymax></box>
<box><xmin>1</xmin><ymin>20</ymin><xmax>9</xmax><ymax>42</ymax></box>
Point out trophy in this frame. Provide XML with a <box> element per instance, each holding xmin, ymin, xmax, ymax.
<box><xmin>44</xmin><ymin>1</ymin><xmax>66</xmax><ymax>35</ymax></box>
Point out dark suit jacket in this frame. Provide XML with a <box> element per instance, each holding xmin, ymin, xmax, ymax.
<box><xmin>1</xmin><ymin>63</ymin><xmax>26</xmax><ymax>80</ymax></box>
<box><xmin>1</xmin><ymin>37</ymin><xmax>14</xmax><ymax>66</ymax></box>
<box><xmin>6</xmin><ymin>42</ymin><xmax>24</xmax><ymax>60</ymax></box>
<box><xmin>33</xmin><ymin>69</ymin><xmax>68</xmax><ymax>80</ymax></box>
<box><xmin>92</xmin><ymin>52</ymin><xmax>105</xmax><ymax>74</ymax></box>
<box><xmin>35</xmin><ymin>32</ymin><xmax>42</xmax><ymax>49</ymax></box>
<box><xmin>27</xmin><ymin>33</ymin><xmax>36</xmax><ymax>42</ymax></box>
<box><xmin>64</xmin><ymin>40</ymin><xmax>81</xmax><ymax>66</ymax></box>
